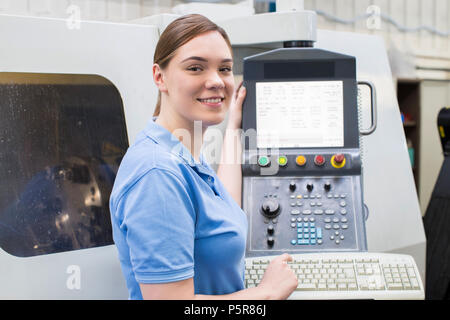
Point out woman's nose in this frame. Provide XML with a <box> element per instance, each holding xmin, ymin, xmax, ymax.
<box><xmin>205</xmin><ymin>71</ymin><xmax>225</xmax><ymax>89</ymax></box>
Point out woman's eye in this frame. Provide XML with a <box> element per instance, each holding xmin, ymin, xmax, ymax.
<box><xmin>220</xmin><ymin>67</ymin><xmax>232</xmax><ymax>73</ymax></box>
<box><xmin>187</xmin><ymin>66</ymin><xmax>203</xmax><ymax>72</ymax></box>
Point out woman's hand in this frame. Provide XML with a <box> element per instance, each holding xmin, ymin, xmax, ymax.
<box><xmin>257</xmin><ymin>253</ymin><xmax>298</xmax><ymax>300</ymax></box>
<box><xmin>227</xmin><ymin>80</ymin><xmax>246</xmax><ymax>130</ymax></box>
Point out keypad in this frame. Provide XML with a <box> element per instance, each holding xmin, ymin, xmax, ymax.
<box><xmin>246</xmin><ymin>176</ymin><xmax>365</xmax><ymax>252</ymax></box>
<box><xmin>288</xmin><ymin>193</ymin><xmax>350</xmax><ymax>246</ymax></box>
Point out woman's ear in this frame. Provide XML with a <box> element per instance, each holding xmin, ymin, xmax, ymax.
<box><xmin>153</xmin><ymin>63</ymin><xmax>168</xmax><ymax>93</ymax></box>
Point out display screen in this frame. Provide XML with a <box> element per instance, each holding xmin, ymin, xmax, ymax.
<box><xmin>256</xmin><ymin>81</ymin><xmax>344</xmax><ymax>149</ymax></box>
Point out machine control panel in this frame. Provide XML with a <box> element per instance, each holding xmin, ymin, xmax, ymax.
<box><xmin>241</xmin><ymin>48</ymin><xmax>369</xmax><ymax>257</ymax></box>
<box><xmin>245</xmin><ymin>175</ymin><xmax>363</xmax><ymax>253</ymax></box>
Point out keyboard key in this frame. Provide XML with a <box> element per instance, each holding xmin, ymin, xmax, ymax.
<box><xmin>338</xmin><ymin>283</ymin><xmax>347</xmax><ymax>291</ymax></box>
<box><xmin>387</xmin><ymin>283</ymin><xmax>403</xmax><ymax>290</ymax></box>
<box><xmin>296</xmin><ymin>283</ymin><xmax>317</xmax><ymax>291</ymax></box>
<box><xmin>317</xmin><ymin>228</ymin><xmax>322</xmax><ymax>239</ymax></box>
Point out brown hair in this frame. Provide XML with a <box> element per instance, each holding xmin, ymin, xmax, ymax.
<box><xmin>152</xmin><ymin>14</ymin><xmax>233</xmax><ymax>117</ymax></box>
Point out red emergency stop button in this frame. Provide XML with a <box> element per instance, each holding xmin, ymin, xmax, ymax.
<box><xmin>331</xmin><ymin>154</ymin><xmax>346</xmax><ymax>168</ymax></box>
<box><xmin>314</xmin><ymin>155</ymin><xmax>325</xmax><ymax>166</ymax></box>
<box><xmin>334</xmin><ymin>154</ymin><xmax>345</xmax><ymax>164</ymax></box>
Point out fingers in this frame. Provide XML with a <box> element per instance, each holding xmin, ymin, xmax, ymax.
<box><xmin>235</xmin><ymin>86</ymin><xmax>246</xmax><ymax>106</ymax></box>
<box><xmin>235</xmin><ymin>80</ymin><xmax>246</xmax><ymax>101</ymax></box>
<box><xmin>235</xmin><ymin>80</ymin><xmax>243</xmax><ymax>96</ymax></box>
<box><xmin>281</xmin><ymin>253</ymin><xmax>293</xmax><ymax>262</ymax></box>
<box><xmin>275</xmin><ymin>253</ymin><xmax>293</xmax><ymax>264</ymax></box>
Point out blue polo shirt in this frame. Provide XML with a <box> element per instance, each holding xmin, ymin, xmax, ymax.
<box><xmin>109</xmin><ymin>118</ymin><xmax>248</xmax><ymax>300</ymax></box>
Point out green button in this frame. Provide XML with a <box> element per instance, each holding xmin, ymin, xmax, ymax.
<box><xmin>277</xmin><ymin>156</ymin><xmax>288</xmax><ymax>166</ymax></box>
<box><xmin>258</xmin><ymin>156</ymin><xmax>270</xmax><ymax>167</ymax></box>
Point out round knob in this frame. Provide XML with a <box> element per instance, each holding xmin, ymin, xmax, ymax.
<box><xmin>334</xmin><ymin>154</ymin><xmax>345</xmax><ymax>164</ymax></box>
<box><xmin>267</xmin><ymin>236</ymin><xmax>275</xmax><ymax>247</ymax></box>
<box><xmin>261</xmin><ymin>199</ymin><xmax>280</xmax><ymax>218</ymax></box>
<box><xmin>267</xmin><ymin>225</ymin><xmax>274</xmax><ymax>235</ymax></box>
<box><xmin>289</xmin><ymin>181</ymin><xmax>296</xmax><ymax>192</ymax></box>
<box><xmin>324</xmin><ymin>182</ymin><xmax>331</xmax><ymax>192</ymax></box>
<box><xmin>314</xmin><ymin>155</ymin><xmax>325</xmax><ymax>166</ymax></box>
<box><xmin>306</xmin><ymin>183</ymin><xmax>314</xmax><ymax>192</ymax></box>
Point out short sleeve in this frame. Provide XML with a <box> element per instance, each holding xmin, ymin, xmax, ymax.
<box><xmin>118</xmin><ymin>168</ymin><xmax>196</xmax><ymax>284</ymax></box>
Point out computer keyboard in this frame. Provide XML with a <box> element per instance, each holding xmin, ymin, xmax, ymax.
<box><xmin>245</xmin><ymin>252</ymin><xmax>424</xmax><ymax>300</ymax></box>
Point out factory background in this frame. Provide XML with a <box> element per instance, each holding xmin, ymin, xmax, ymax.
<box><xmin>1</xmin><ymin>0</ymin><xmax>447</xmax><ymax>214</ymax></box>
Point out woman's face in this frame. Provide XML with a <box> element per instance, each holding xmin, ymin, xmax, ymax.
<box><xmin>157</xmin><ymin>31</ymin><xmax>235</xmax><ymax>127</ymax></box>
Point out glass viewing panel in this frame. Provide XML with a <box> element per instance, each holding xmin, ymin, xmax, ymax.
<box><xmin>0</xmin><ymin>73</ymin><xmax>128</xmax><ymax>257</ymax></box>
<box><xmin>256</xmin><ymin>81</ymin><xmax>344</xmax><ymax>149</ymax></box>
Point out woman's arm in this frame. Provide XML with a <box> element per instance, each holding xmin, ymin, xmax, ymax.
<box><xmin>216</xmin><ymin>84</ymin><xmax>246</xmax><ymax>207</ymax></box>
<box><xmin>139</xmin><ymin>254</ymin><xmax>297</xmax><ymax>300</ymax></box>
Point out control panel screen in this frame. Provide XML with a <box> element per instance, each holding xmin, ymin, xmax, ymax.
<box><xmin>256</xmin><ymin>81</ymin><xmax>344</xmax><ymax>149</ymax></box>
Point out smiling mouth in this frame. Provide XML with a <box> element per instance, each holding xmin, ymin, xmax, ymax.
<box><xmin>197</xmin><ymin>97</ymin><xmax>225</xmax><ymax>103</ymax></box>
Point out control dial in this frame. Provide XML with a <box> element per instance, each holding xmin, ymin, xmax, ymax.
<box><xmin>289</xmin><ymin>181</ymin><xmax>296</xmax><ymax>192</ymax></box>
<box><xmin>306</xmin><ymin>183</ymin><xmax>314</xmax><ymax>192</ymax></box>
<box><xmin>261</xmin><ymin>199</ymin><xmax>280</xmax><ymax>218</ymax></box>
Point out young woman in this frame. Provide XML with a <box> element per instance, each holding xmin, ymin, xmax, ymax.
<box><xmin>109</xmin><ymin>14</ymin><xmax>298</xmax><ymax>300</ymax></box>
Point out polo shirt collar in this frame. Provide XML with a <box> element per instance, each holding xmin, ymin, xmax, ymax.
<box><xmin>144</xmin><ymin>117</ymin><xmax>208</xmax><ymax>168</ymax></box>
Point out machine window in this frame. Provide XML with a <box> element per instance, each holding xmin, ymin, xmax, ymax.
<box><xmin>0</xmin><ymin>73</ymin><xmax>129</xmax><ymax>257</ymax></box>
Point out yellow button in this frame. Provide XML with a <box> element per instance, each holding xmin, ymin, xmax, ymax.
<box><xmin>278</xmin><ymin>156</ymin><xmax>288</xmax><ymax>166</ymax></box>
<box><xmin>296</xmin><ymin>155</ymin><xmax>306</xmax><ymax>166</ymax></box>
